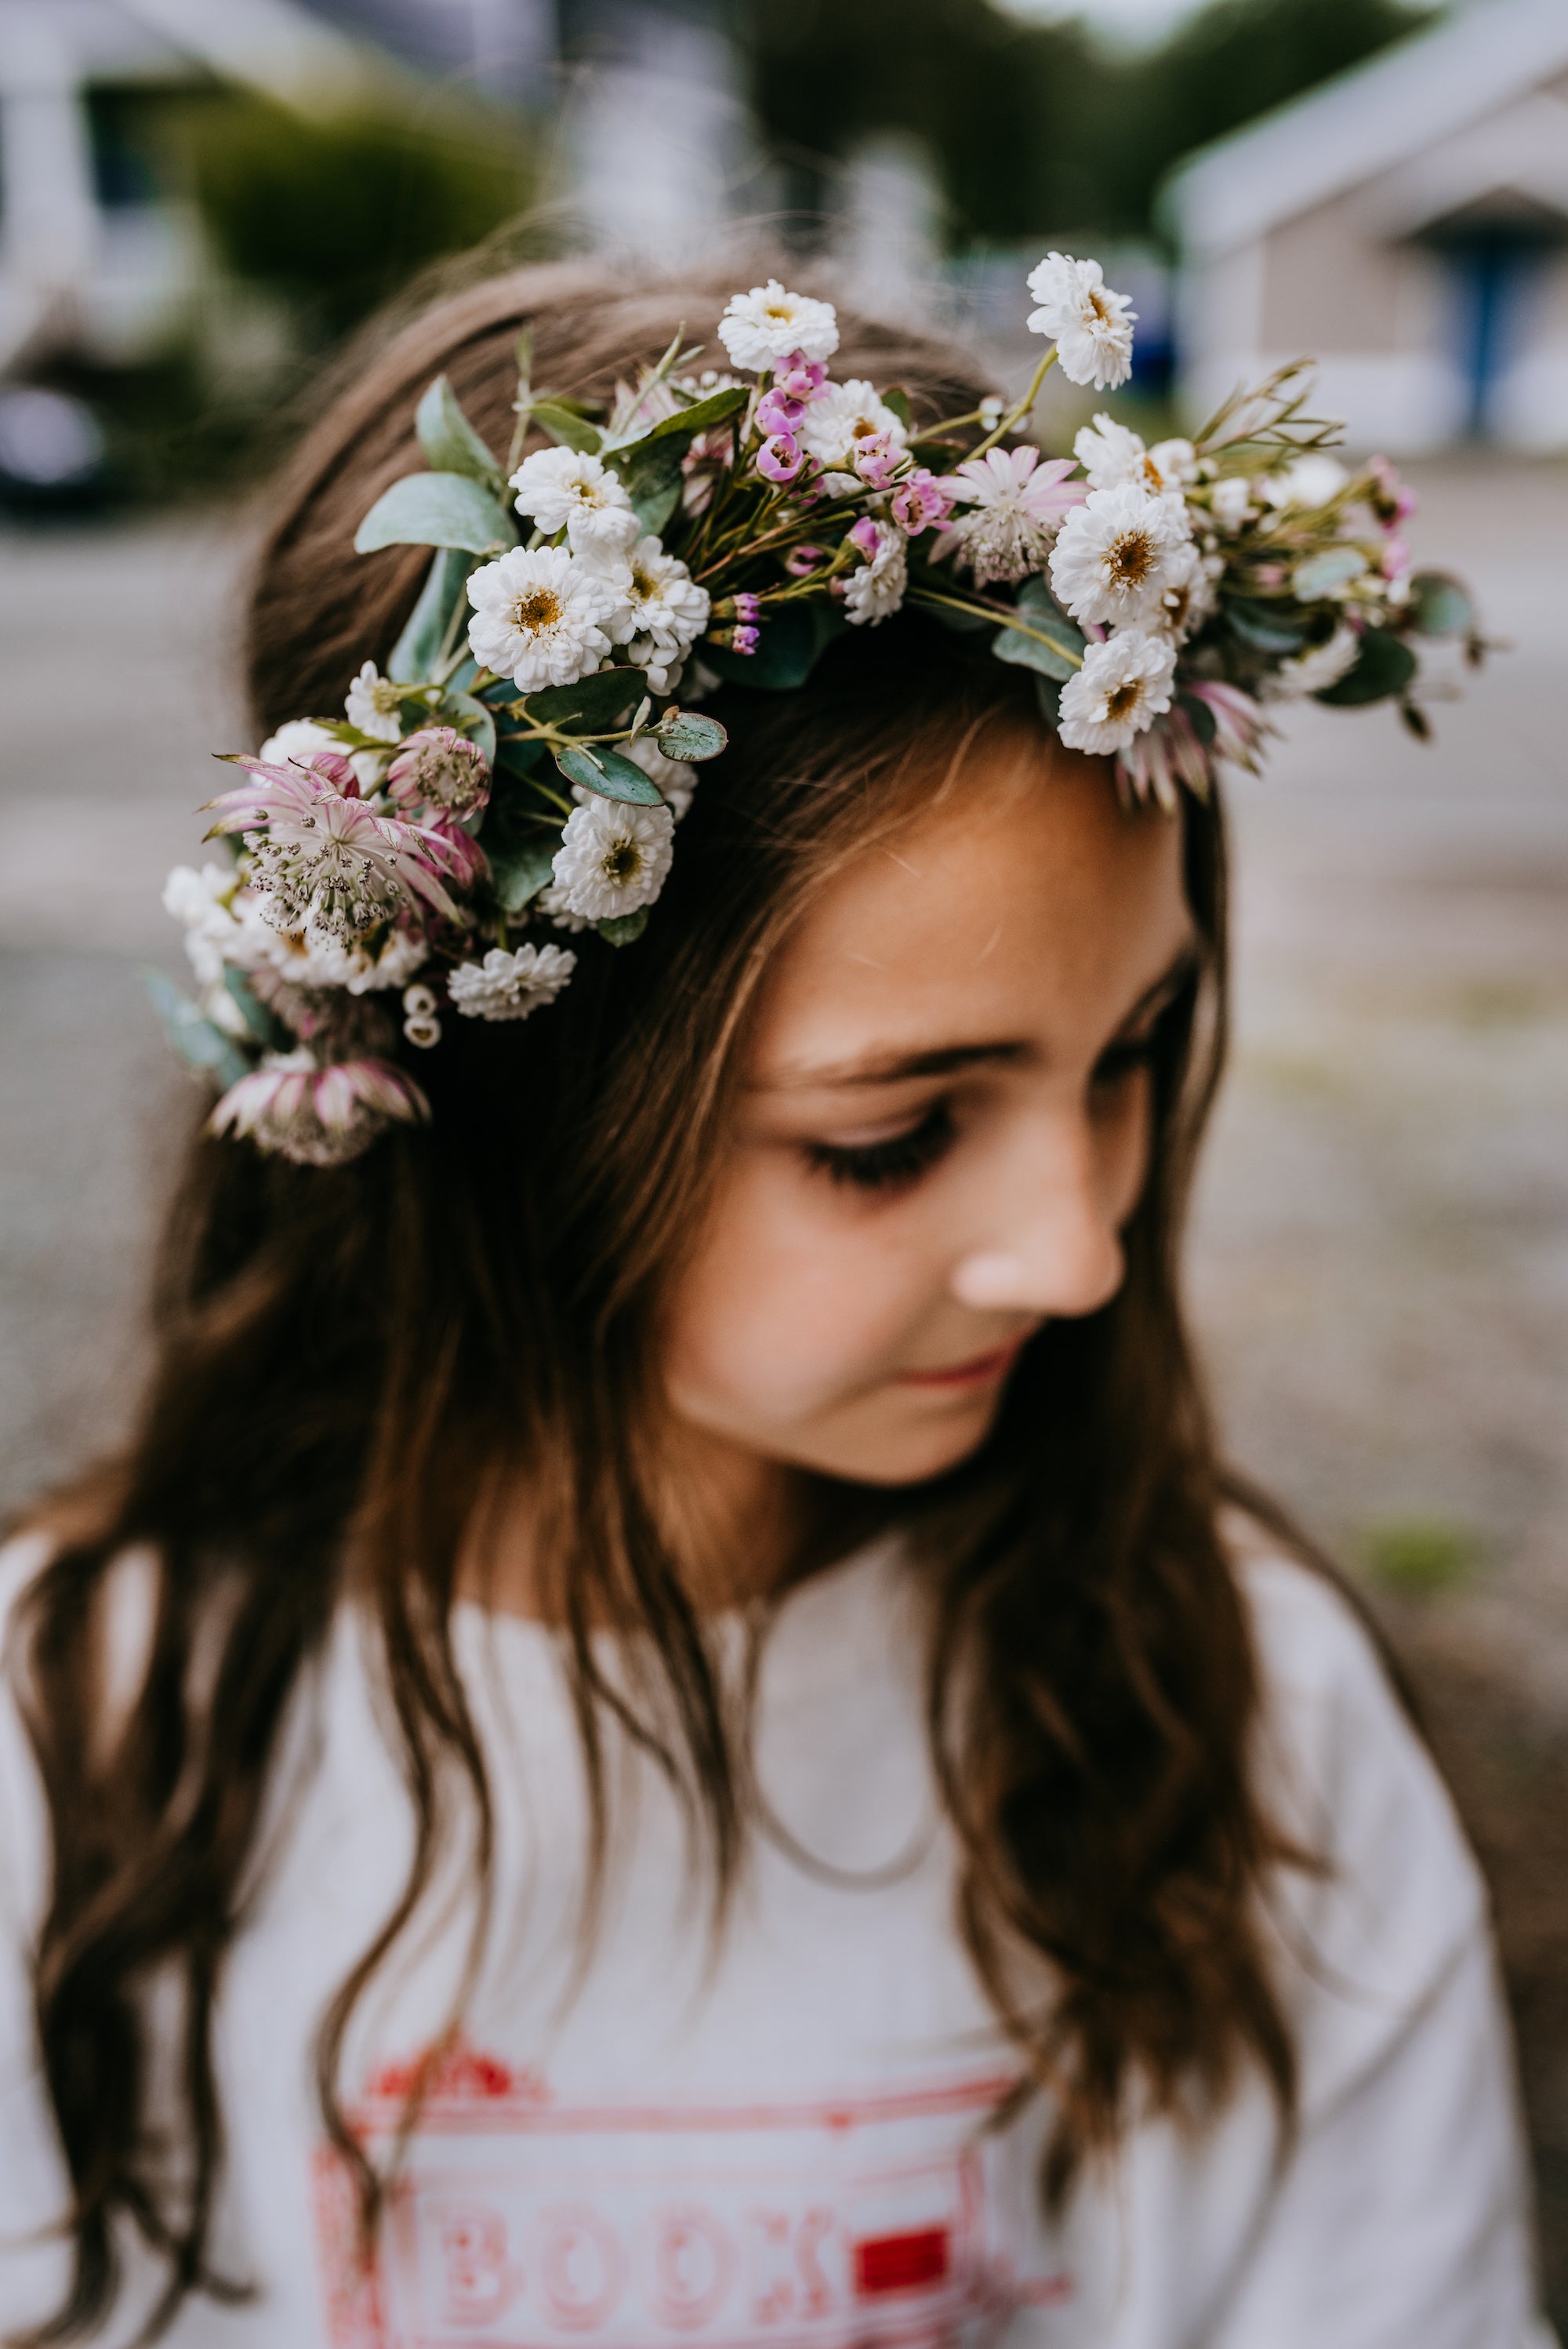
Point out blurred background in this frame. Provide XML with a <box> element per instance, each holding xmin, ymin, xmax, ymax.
<box><xmin>1</xmin><ymin>0</ymin><xmax>1565</xmax><ymax>2315</ymax></box>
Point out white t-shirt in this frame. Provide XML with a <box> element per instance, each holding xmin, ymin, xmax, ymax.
<box><xmin>0</xmin><ymin>1531</ymin><xmax>1551</xmax><ymax>2349</ymax></box>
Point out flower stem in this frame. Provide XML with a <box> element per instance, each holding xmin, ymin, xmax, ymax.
<box><xmin>969</xmin><ymin>346</ymin><xmax>1059</xmax><ymax>461</ymax></box>
<box><xmin>907</xmin><ymin>586</ymin><xmax>1083</xmax><ymax>667</ymax></box>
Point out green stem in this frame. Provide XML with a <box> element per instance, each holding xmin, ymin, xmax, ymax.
<box><xmin>969</xmin><ymin>345</ymin><xmax>1058</xmax><ymax>461</ymax></box>
<box><xmin>908</xmin><ymin>587</ymin><xmax>1083</xmax><ymax>668</ymax></box>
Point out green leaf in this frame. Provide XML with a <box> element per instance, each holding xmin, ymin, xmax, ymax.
<box><xmin>881</xmin><ymin>387</ymin><xmax>913</xmax><ymax>431</ymax></box>
<box><xmin>1314</xmin><ymin>626</ymin><xmax>1417</xmax><ymax>706</ymax></box>
<box><xmin>389</xmin><ymin>546</ymin><xmax>474</xmax><ymax>683</ymax></box>
<box><xmin>486</xmin><ymin>832</ymin><xmax>558</xmax><ymax>913</ymax></box>
<box><xmin>652</xmin><ymin>710</ymin><xmax>728</xmax><ymax>762</ymax></box>
<box><xmin>433</xmin><ymin>687</ymin><xmax>495</xmax><ymax>767</ymax></box>
<box><xmin>1407</xmin><ymin>570</ymin><xmax>1474</xmax><ymax>638</ymax></box>
<box><xmin>597</xmin><ymin>907</ymin><xmax>649</xmax><ymax>946</ymax></box>
<box><xmin>506</xmin><ymin>667</ymin><xmax>648</xmax><ymax>732</ymax></box>
<box><xmin>1225</xmin><ymin>597</ymin><xmax>1305</xmax><ymax>654</ymax></box>
<box><xmin>610</xmin><ymin>435</ymin><xmax>684</xmax><ymax>536</ymax></box>
<box><xmin>355</xmin><ymin>472</ymin><xmax>516</xmax><ymax>557</ymax></box>
<box><xmin>990</xmin><ymin>581</ymin><xmax>1085</xmax><ymax>681</ymax></box>
<box><xmin>530</xmin><ymin>401</ymin><xmax>603</xmax><ymax>455</ymax></box>
<box><xmin>635</xmin><ymin>385</ymin><xmax>748</xmax><ymax>445</ymax></box>
<box><xmin>222</xmin><ymin>967</ymin><xmax>289</xmax><ymax>1050</ymax></box>
<box><xmin>416</xmin><ymin>375</ymin><xmax>505</xmax><ymax>494</ymax></box>
<box><xmin>554</xmin><ymin>742</ymin><xmax>665</xmax><ymax>804</ymax></box>
<box><xmin>144</xmin><ymin>970</ymin><xmax>249</xmax><ymax>1092</ymax></box>
<box><xmin>1291</xmin><ymin>546</ymin><xmax>1369</xmax><ymax>601</ymax></box>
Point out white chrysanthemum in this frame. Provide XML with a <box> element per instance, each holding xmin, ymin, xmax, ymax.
<box><xmin>509</xmin><ymin>445</ymin><xmax>640</xmax><ymax>563</ymax></box>
<box><xmin>1208</xmin><ymin>477</ymin><xmax>1254</xmax><ymax>534</ymax></box>
<box><xmin>551</xmin><ymin>797</ymin><xmax>674</xmax><ymax>923</ymax></box>
<box><xmin>345</xmin><ymin>662</ymin><xmax>405</xmax><ymax>744</ymax></box>
<box><xmin>1154</xmin><ymin>542</ymin><xmax>1221</xmax><ymax>644</ymax></box>
<box><xmin>1149</xmin><ymin>437</ymin><xmax>1198</xmax><ymax>491</ymax></box>
<box><xmin>601</xmin><ymin>536</ymin><xmax>711</xmax><ymax>693</ymax></box>
<box><xmin>533</xmin><ymin>882</ymin><xmax>590</xmax><ymax>933</ymax></box>
<box><xmin>622</xmin><ymin>733</ymin><xmax>699</xmax><ymax>820</ymax></box>
<box><xmin>1263</xmin><ymin>625</ymin><xmax>1360</xmax><ymax>701</ymax></box>
<box><xmin>844</xmin><ymin>521</ymin><xmax>908</xmax><ymax>626</ymax></box>
<box><xmin>1058</xmin><ymin>632</ymin><xmax>1178</xmax><ymax>754</ymax></box>
<box><xmin>164</xmin><ymin>862</ymin><xmax>244</xmax><ymax>989</ymax></box>
<box><xmin>466</xmin><ymin>546</ymin><xmax>619</xmax><ymax>692</ymax></box>
<box><xmin>1025</xmin><ymin>252</ymin><xmax>1136</xmax><ymax>390</ymax></box>
<box><xmin>717</xmin><ymin>279</ymin><xmax>839</xmax><ymax>372</ymax></box>
<box><xmin>1073</xmin><ymin>414</ymin><xmax>1147</xmax><ymax>492</ymax></box>
<box><xmin>448</xmin><ymin>942</ymin><xmax>577</xmax><ymax>1022</ymax></box>
<box><xmin>238</xmin><ymin>899</ymin><xmax>430</xmax><ymax>993</ymax></box>
<box><xmin>1263</xmin><ymin>455</ymin><xmax>1349</xmax><ymax>511</ymax></box>
<box><xmin>1050</xmin><ymin>483</ymin><xmax>1192</xmax><ymax>630</ymax></box>
<box><xmin>797</xmin><ymin>380</ymin><xmax>908</xmax><ymax>480</ymax></box>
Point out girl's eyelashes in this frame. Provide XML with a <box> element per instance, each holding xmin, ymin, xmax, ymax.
<box><xmin>805</xmin><ymin>1101</ymin><xmax>956</xmax><ymax>1193</ymax></box>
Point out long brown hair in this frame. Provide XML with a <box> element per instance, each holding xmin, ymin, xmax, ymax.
<box><xmin>9</xmin><ymin>257</ymin><xmax>1298</xmax><ymax>2344</ymax></box>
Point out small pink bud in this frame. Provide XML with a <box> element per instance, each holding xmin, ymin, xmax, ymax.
<box><xmin>755</xmin><ymin>387</ymin><xmax>805</xmax><ymax>437</ymax></box>
<box><xmin>733</xmin><ymin>592</ymin><xmax>761</xmax><ymax>626</ymax></box>
<box><xmin>848</xmin><ymin>516</ymin><xmax>881</xmax><ymax>560</ymax></box>
<box><xmin>775</xmin><ymin>353</ymin><xmax>828</xmax><ymax>403</ymax></box>
<box><xmin>306</xmin><ymin>750</ymin><xmax>360</xmax><ymax>797</ymax></box>
<box><xmin>890</xmin><ymin>467</ymin><xmax>953</xmax><ymax>536</ymax></box>
<box><xmin>757</xmin><ymin>431</ymin><xmax>804</xmax><ymax>485</ymax></box>
<box><xmin>732</xmin><ymin>625</ymin><xmax>760</xmax><ymax>655</ymax></box>
<box><xmin>783</xmin><ymin>542</ymin><xmax>826</xmax><ymax>577</ymax></box>
<box><xmin>851</xmin><ymin>430</ymin><xmax>902</xmax><ymax>492</ymax></box>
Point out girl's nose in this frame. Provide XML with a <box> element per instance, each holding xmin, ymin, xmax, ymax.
<box><xmin>949</xmin><ymin>1120</ymin><xmax>1126</xmax><ymax>1321</ymax></box>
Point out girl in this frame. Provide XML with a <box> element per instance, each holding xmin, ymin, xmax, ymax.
<box><xmin>0</xmin><ymin>257</ymin><xmax>1548</xmax><ymax>2349</ymax></box>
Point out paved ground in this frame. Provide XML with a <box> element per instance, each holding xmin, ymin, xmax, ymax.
<box><xmin>2</xmin><ymin>463</ymin><xmax>1566</xmax><ymax>2305</ymax></box>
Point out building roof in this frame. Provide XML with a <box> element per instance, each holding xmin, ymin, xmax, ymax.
<box><xmin>1167</xmin><ymin>0</ymin><xmax>1568</xmax><ymax>258</ymax></box>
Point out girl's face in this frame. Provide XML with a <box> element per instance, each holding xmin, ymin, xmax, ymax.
<box><xmin>661</xmin><ymin>728</ymin><xmax>1196</xmax><ymax>1494</ymax></box>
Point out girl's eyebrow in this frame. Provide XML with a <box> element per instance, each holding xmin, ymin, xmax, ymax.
<box><xmin>761</xmin><ymin>943</ymin><xmax>1202</xmax><ymax>1094</ymax></box>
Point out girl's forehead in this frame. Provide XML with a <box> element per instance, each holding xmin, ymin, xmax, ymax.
<box><xmin>747</xmin><ymin>753</ymin><xmax>1192</xmax><ymax>1088</ymax></box>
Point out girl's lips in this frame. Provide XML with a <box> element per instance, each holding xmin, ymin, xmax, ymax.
<box><xmin>895</xmin><ymin>1335</ymin><xmax>1031</xmax><ymax>1390</ymax></box>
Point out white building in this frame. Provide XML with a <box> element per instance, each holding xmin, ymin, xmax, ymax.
<box><xmin>1167</xmin><ymin>0</ymin><xmax>1568</xmax><ymax>451</ymax></box>
<box><xmin>0</xmin><ymin>0</ymin><xmax>366</xmax><ymax>375</ymax></box>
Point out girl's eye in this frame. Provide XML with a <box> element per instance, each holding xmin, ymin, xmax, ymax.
<box><xmin>805</xmin><ymin>1102</ymin><xmax>956</xmax><ymax>1193</ymax></box>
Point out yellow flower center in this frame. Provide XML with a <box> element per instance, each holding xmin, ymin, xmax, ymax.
<box><xmin>510</xmin><ymin>588</ymin><xmax>562</xmax><ymax>632</ymax></box>
<box><xmin>1105</xmin><ymin>681</ymin><xmax>1142</xmax><ymax>721</ymax></box>
<box><xmin>1107</xmin><ymin>528</ymin><xmax>1154</xmax><ymax>587</ymax></box>
<box><xmin>602</xmin><ymin>840</ymin><xmax>641</xmax><ymax>883</ymax></box>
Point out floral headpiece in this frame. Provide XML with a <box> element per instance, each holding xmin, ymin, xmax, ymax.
<box><xmin>160</xmin><ymin>255</ymin><xmax>1481</xmax><ymax>1167</ymax></box>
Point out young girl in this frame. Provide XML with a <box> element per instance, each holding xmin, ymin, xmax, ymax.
<box><xmin>0</xmin><ymin>257</ymin><xmax>1548</xmax><ymax>2349</ymax></box>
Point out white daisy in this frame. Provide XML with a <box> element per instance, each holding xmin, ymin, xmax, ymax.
<box><xmin>533</xmin><ymin>882</ymin><xmax>591</xmax><ymax>933</ymax></box>
<box><xmin>843</xmin><ymin>520</ymin><xmax>908</xmax><ymax>626</ymax></box>
<box><xmin>1262</xmin><ymin>624</ymin><xmax>1360</xmax><ymax>700</ymax></box>
<box><xmin>1263</xmin><ymin>454</ymin><xmax>1349</xmax><ymax>510</ymax></box>
<box><xmin>1154</xmin><ymin>542</ymin><xmax>1221</xmax><ymax>644</ymax></box>
<box><xmin>601</xmin><ymin>536</ymin><xmax>711</xmax><ymax>694</ymax></box>
<box><xmin>797</xmin><ymin>380</ymin><xmax>909</xmax><ymax>481</ymax></box>
<box><xmin>345</xmin><ymin>662</ymin><xmax>405</xmax><ymax>744</ymax></box>
<box><xmin>1049</xmin><ymin>483</ymin><xmax>1192</xmax><ymax>631</ymax></box>
<box><xmin>163</xmin><ymin>862</ymin><xmax>244</xmax><ymax>989</ymax></box>
<box><xmin>1073</xmin><ymin>414</ymin><xmax>1147</xmax><ymax>492</ymax></box>
<box><xmin>621</xmin><ymin>733</ymin><xmax>699</xmax><ymax>820</ymax></box>
<box><xmin>448</xmin><ymin>942</ymin><xmax>577</xmax><ymax>1021</ymax></box>
<box><xmin>1058</xmin><ymin>631</ymin><xmax>1178</xmax><ymax>755</ymax></box>
<box><xmin>466</xmin><ymin>546</ymin><xmax>620</xmax><ymax>693</ymax></box>
<box><xmin>509</xmin><ymin>446</ymin><xmax>640</xmax><ymax>564</ymax></box>
<box><xmin>1207</xmin><ymin>477</ymin><xmax>1254</xmax><ymax>535</ymax></box>
<box><xmin>551</xmin><ymin>797</ymin><xmax>674</xmax><ymax>922</ymax></box>
<box><xmin>717</xmin><ymin>280</ymin><xmax>839</xmax><ymax>373</ymax></box>
<box><xmin>1025</xmin><ymin>252</ymin><xmax>1136</xmax><ymax>390</ymax></box>
<box><xmin>1148</xmin><ymin>437</ymin><xmax>1198</xmax><ymax>491</ymax></box>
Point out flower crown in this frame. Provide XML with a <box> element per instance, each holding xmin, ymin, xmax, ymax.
<box><xmin>159</xmin><ymin>256</ymin><xmax>1481</xmax><ymax>1167</ymax></box>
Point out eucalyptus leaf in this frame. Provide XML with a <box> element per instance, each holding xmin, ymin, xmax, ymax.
<box><xmin>355</xmin><ymin>472</ymin><xmax>515</xmax><ymax>557</ymax></box>
<box><xmin>530</xmin><ymin>401</ymin><xmax>603</xmax><ymax>455</ymax></box>
<box><xmin>1314</xmin><ymin>626</ymin><xmax>1417</xmax><ymax>706</ymax></box>
<box><xmin>610</xmin><ymin>436</ymin><xmax>685</xmax><ymax>536</ymax></box>
<box><xmin>222</xmin><ymin>967</ymin><xmax>289</xmax><ymax>1050</ymax></box>
<box><xmin>554</xmin><ymin>742</ymin><xmax>665</xmax><ymax>805</ymax></box>
<box><xmin>598</xmin><ymin>908</ymin><xmax>649</xmax><ymax>946</ymax></box>
<box><xmin>416</xmin><ymin>375</ymin><xmax>506</xmax><ymax>494</ymax></box>
<box><xmin>1407</xmin><ymin>570</ymin><xmax>1474</xmax><ymax>638</ymax></box>
<box><xmin>514</xmin><ymin>667</ymin><xmax>648</xmax><ymax>732</ymax></box>
<box><xmin>652</xmin><ymin>710</ymin><xmax>728</xmax><ymax>762</ymax></box>
<box><xmin>435</xmin><ymin>688</ymin><xmax>496</xmax><ymax>767</ymax></box>
<box><xmin>486</xmin><ymin>833</ymin><xmax>558</xmax><ymax>913</ymax></box>
<box><xmin>1291</xmin><ymin>546</ymin><xmax>1368</xmax><ymax>601</ymax></box>
<box><xmin>1225</xmin><ymin>597</ymin><xmax>1305</xmax><ymax>655</ymax></box>
<box><xmin>990</xmin><ymin>583</ymin><xmax>1085</xmax><ymax>681</ymax></box>
<box><xmin>144</xmin><ymin>970</ymin><xmax>249</xmax><ymax>1092</ymax></box>
<box><xmin>389</xmin><ymin>546</ymin><xmax>473</xmax><ymax>683</ymax></box>
<box><xmin>881</xmin><ymin>387</ymin><xmax>913</xmax><ymax>430</ymax></box>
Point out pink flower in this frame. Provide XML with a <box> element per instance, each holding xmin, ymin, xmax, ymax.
<box><xmin>387</xmin><ymin>726</ymin><xmax>490</xmax><ymax>819</ymax></box>
<box><xmin>209</xmin><ymin>1051</ymin><xmax>430</xmax><ymax>1166</ymax></box>
<box><xmin>1188</xmin><ymin>681</ymin><xmax>1269</xmax><ymax>772</ymax></box>
<box><xmin>935</xmin><ymin>446</ymin><xmax>1087</xmax><ymax>586</ymax></box>
<box><xmin>775</xmin><ymin>353</ymin><xmax>828</xmax><ymax>404</ymax></box>
<box><xmin>711</xmin><ymin>623</ymin><xmax>760</xmax><ymax>655</ymax></box>
<box><xmin>851</xmin><ymin>430</ymin><xmax>903</xmax><ymax>492</ymax></box>
<box><xmin>783</xmin><ymin>542</ymin><xmax>826</xmax><ymax>577</ymax></box>
<box><xmin>1367</xmin><ymin>455</ymin><xmax>1417</xmax><ymax>527</ymax></box>
<box><xmin>890</xmin><ymin>467</ymin><xmax>953</xmax><ymax>536</ymax></box>
<box><xmin>205</xmin><ymin>753</ymin><xmax>468</xmax><ymax>942</ymax></box>
<box><xmin>1382</xmin><ymin>534</ymin><xmax>1412</xmax><ymax>582</ymax></box>
<box><xmin>757</xmin><ymin>432</ymin><xmax>805</xmax><ymax>485</ymax></box>
<box><xmin>848</xmin><ymin>515</ymin><xmax>882</xmax><ymax>560</ymax></box>
<box><xmin>755</xmin><ymin>387</ymin><xmax>806</xmax><ymax>437</ymax></box>
<box><xmin>729</xmin><ymin>593</ymin><xmax>760</xmax><ymax>626</ymax></box>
